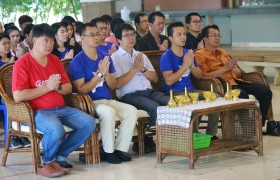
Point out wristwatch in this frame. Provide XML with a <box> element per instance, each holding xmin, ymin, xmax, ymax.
<box><xmin>140</xmin><ymin>68</ymin><xmax>147</xmax><ymax>73</ymax></box>
<box><xmin>96</xmin><ymin>71</ymin><xmax>104</xmax><ymax>79</ymax></box>
<box><xmin>57</xmin><ymin>84</ymin><xmax>62</xmax><ymax>91</ymax></box>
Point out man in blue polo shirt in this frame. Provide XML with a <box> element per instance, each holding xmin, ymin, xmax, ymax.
<box><xmin>69</xmin><ymin>22</ymin><xmax>138</xmax><ymax>164</ymax></box>
<box><xmin>91</xmin><ymin>17</ymin><xmax>117</xmax><ymax>55</ymax></box>
<box><xmin>160</xmin><ymin>22</ymin><xmax>219</xmax><ymax>139</ymax></box>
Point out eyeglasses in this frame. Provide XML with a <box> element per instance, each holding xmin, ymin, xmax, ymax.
<box><xmin>207</xmin><ymin>34</ymin><xmax>222</xmax><ymax>38</ymax></box>
<box><xmin>191</xmin><ymin>20</ymin><xmax>203</xmax><ymax>25</ymax></box>
<box><xmin>98</xmin><ymin>27</ymin><xmax>108</xmax><ymax>31</ymax></box>
<box><xmin>140</xmin><ymin>20</ymin><xmax>148</xmax><ymax>23</ymax></box>
<box><xmin>122</xmin><ymin>33</ymin><xmax>136</xmax><ymax>38</ymax></box>
<box><xmin>82</xmin><ymin>33</ymin><xmax>101</xmax><ymax>38</ymax></box>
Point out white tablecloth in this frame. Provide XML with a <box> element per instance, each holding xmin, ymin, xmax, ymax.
<box><xmin>157</xmin><ymin>98</ymin><xmax>256</xmax><ymax>128</ymax></box>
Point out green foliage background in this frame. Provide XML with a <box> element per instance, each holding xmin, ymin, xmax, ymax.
<box><xmin>0</xmin><ymin>0</ymin><xmax>81</xmax><ymax>24</ymax></box>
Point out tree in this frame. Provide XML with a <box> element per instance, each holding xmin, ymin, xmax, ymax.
<box><xmin>0</xmin><ymin>0</ymin><xmax>81</xmax><ymax>24</ymax></box>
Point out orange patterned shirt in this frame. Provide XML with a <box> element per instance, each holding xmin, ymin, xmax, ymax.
<box><xmin>195</xmin><ymin>48</ymin><xmax>238</xmax><ymax>85</ymax></box>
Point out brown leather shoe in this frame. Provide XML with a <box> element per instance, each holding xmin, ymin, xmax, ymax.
<box><xmin>37</xmin><ymin>163</ymin><xmax>64</xmax><ymax>178</ymax></box>
<box><xmin>51</xmin><ymin>162</ymin><xmax>72</xmax><ymax>174</ymax></box>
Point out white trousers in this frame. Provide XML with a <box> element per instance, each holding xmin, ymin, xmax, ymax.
<box><xmin>93</xmin><ymin>99</ymin><xmax>138</xmax><ymax>153</ymax></box>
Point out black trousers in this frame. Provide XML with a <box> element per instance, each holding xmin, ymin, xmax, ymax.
<box><xmin>232</xmin><ymin>81</ymin><xmax>272</xmax><ymax>126</ymax></box>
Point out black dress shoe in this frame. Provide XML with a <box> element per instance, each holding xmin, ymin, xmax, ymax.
<box><xmin>114</xmin><ymin>150</ymin><xmax>131</xmax><ymax>162</ymax></box>
<box><xmin>104</xmin><ymin>152</ymin><xmax>122</xmax><ymax>164</ymax></box>
<box><xmin>266</xmin><ymin>121</ymin><xmax>280</xmax><ymax>136</ymax></box>
<box><xmin>211</xmin><ymin>136</ymin><xmax>219</xmax><ymax>141</ymax></box>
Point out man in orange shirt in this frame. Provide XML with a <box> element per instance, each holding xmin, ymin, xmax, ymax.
<box><xmin>195</xmin><ymin>24</ymin><xmax>279</xmax><ymax>136</ymax></box>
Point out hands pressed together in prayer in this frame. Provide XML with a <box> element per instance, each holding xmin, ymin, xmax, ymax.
<box><xmin>47</xmin><ymin>74</ymin><xmax>61</xmax><ymax>91</ymax></box>
<box><xmin>98</xmin><ymin>56</ymin><xmax>110</xmax><ymax>76</ymax></box>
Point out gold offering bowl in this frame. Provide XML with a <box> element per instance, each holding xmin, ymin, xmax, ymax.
<box><xmin>203</xmin><ymin>91</ymin><xmax>212</xmax><ymax>103</ymax></box>
<box><xmin>189</xmin><ymin>92</ymin><xmax>199</xmax><ymax>104</ymax></box>
<box><xmin>174</xmin><ymin>95</ymin><xmax>190</xmax><ymax>107</ymax></box>
<box><xmin>230</xmin><ymin>89</ymin><xmax>241</xmax><ymax>101</ymax></box>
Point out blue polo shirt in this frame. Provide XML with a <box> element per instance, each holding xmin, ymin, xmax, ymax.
<box><xmin>69</xmin><ymin>50</ymin><xmax>115</xmax><ymax>100</ymax></box>
<box><xmin>160</xmin><ymin>48</ymin><xmax>198</xmax><ymax>91</ymax></box>
<box><xmin>97</xmin><ymin>42</ymin><xmax>113</xmax><ymax>55</ymax></box>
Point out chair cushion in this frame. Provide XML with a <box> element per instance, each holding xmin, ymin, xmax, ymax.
<box><xmin>12</xmin><ymin>122</ymin><xmax>73</xmax><ymax>134</ymax></box>
<box><xmin>137</xmin><ymin>110</ymin><xmax>149</xmax><ymax>118</ymax></box>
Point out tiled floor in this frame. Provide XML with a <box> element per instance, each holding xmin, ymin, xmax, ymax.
<box><xmin>0</xmin><ymin>135</ymin><xmax>280</xmax><ymax>180</ymax></box>
<box><xmin>1</xmin><ymin>71</ymin><xmax>280</xmax><ymax>180</ymax></box>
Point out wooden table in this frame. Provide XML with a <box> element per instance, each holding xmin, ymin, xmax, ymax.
<box><xmin>156</xmin><ymin>98</ymin><xmax>263</xmax><ymax>169</ymax></box>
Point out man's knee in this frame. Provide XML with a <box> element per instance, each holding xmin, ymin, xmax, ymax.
<box><xmin>51</xmin><ymin>125</ymin><xmax>65</xmax><ymax>141</ymax></box>
<box><xmin>81</xmin><ymin>113</ymin><xmax>96</xmax><ymax>133</ymax></box>
<box><xmin>95</xmin><ymin>105</ymin><xmax>116</xmax><ymax>120</ymax></box>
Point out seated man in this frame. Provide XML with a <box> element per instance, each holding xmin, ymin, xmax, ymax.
<box><xmin>111</xmin><ymin>23</ymin><xmax>169</xmax><ymax>127</ymax></box>
<box><xmin>135</xmin><ymin>11</ymin><xmax>168</xmax><ymax>51</ymax></box>
<box><xmin>91</xmin><ymin>17</ymin><xmax>117</xmax><ymax>55</ymax></box>
<box><xmin>12</xmin><ymin>23</ymin><xmax>95</xmax><ymax>178</ymax></box>
<box><xmin>134</xmin><ymin>13</ymin><xmax>149</xmax><ymax>40</ymax></box>
<box><xmin>184</xmin><ymin>12</ymin><xmax>204</xmax><ymax>50</ymax></box>
<box><xmin>69</xmin><ymin>22</ymin><xmax>138</xmax><ymax>164</ymax></box>
<box><xmin>160</xmin><ymin>22</ymin><xmax>219</xmax><ymax>139</ymax></box>
<box><xmin>195</xmin><ymin>24</ymin><xmax>278</xmax><ymax>136</ymax></box>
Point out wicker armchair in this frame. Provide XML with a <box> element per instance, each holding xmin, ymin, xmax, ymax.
<box><xmin>0</xmin><ymin>63</ymin><xmax>94</xmax><ymax>174</ymax></box>
<box><xmin>217</xmin><ymin>70</ymin><xmax>273</xmax><ymax>121</ymax></box>
<box><xmin>62</xmin><ymin>59</ymin><xmax>149</xmax><ymax>155</ymax></box>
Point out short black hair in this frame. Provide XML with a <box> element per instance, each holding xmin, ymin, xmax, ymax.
<box><xmin>114</xmin><ymin>23</ymin><xmax>135</xmax><ymax>40</ymax></box>
<box><xmin>18</xmin><ymin>15</ymin><xmax>33</xmax><ymax>26</ymax></box>
<box><xmin>62</xmin><ymin>16</ymin><xmax>76</xmax><ymax>24</ymax></box>
<box><xmin>110</xmin><ymin>18</ymin><xmax>125</xmax><ymax>34</ymax></box>
<box><xmin>148</xmin><ymin>11</ymin><xmax>165</xmax><ymax>24</ymax></box>
<box><xmin>51</xmin><ymin>21</ymin><xmax>69</xmax><ymax>34</ymax></box>
<box><xmin>23</xmin><ymin>24</ymin><xmax>34</xmax><ymax>36</ymax></box>
<box><xmin>4</xmin><ymin>26</ymin><xmax>19</xmax><ymax>36</ymax></box>
<box><xmin>0</xmin><ymin>33</ymin><xmax>10</xmax><ymax>41</ymax></box>
<box><xmin>90</xmin><ymin>17</ymin><xmax>107</xmax><ymax>26</ymax></box>
<box><xmin>185</xmin><ymin>12</ymin><xmax>201</xmax><ymax>24</ymax></box>
<box><xmin>76</xmin><ymin>21</ymin><xmax>84</xmax><ymax>34</ymax></box>
<box><xmin>32</xmin><ymin>23</ymin><xmax>55</xmax><ymax>39</ymax></box>
<box><xmin>167</xmin><ymin>22</ymin><xmax>184</xmax><ymax>37</ymax></box>
<box><xmin>134</xmin><ymin>13</ymin><xmax>147</xmax><ymax>25</ymax></box>
<box><xmin>78</xmin><ymin>22</ymin><xmax>97</xmax><ymax>36</ymax></box>
<box><xmin>100</xmin><ymin>14</ymin><xmax>112</xmax><ymax>23</ymax></box>
<box><xmin>200</xmin><ymin>24</ymin><xmax>220</xmax><ymax>39</ymax></box>
<box><xmin>4</xmin><ymin>22</ymin><xmax>15</xmax><ymax>30</ymax></box>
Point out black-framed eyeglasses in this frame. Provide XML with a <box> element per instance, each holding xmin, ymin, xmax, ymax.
<box><xmin>140</xmin><ymin>20</ymin><xmax>148</xmax><ymax>23</ymax></box>
<box><xmin>82</xmin><ymin>33</ymin><xmax>101</xmax><ymax>38</ymax></box>
<box><xmin>122</xmin><ymin>33</ymin><xmax>136</xmax><ymax>38</ymax></box>
<box><xmin>207</xmin><ymin>34</ymin><xmax>222</xmax><ymax>38</ymax></box>
<box><xmin>191</xmin><ymin>20</ymin><xmax>203</xmax><ymax>25</ymax></box>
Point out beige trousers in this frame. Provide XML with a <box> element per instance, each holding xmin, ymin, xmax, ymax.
<box><xmin>93</xmin><ymin>99</ymin><xmax>138</xmax><ymax>153</ymax></box>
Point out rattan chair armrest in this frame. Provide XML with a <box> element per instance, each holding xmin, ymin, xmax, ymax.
<box><xmin>81</xmin><ymin>94</ymin><xmax>96</xmax><ymax>118</ymax></box>
<box><xmin>241</xmin><ymin>71</ymin><xmax>269</xmax><ymax>87</ymax></box>
<box><xmin>192</xmin><ymin>77</ymin><xmax>224</xmax><ymax>96</ymax></box>
<box><xmin>216</xmin><ymin>76</ymin><xmax>231</xmax><ymax>93</ymax></box>
<box><xmin>2</xmin><ymin>96</ymin><xmax>34</xmax><ymax>124</ymax></box>
<box><xmin>64</xmin><ymin>93</ymin><xmax>87</xmax><ymax>112</ymax></box>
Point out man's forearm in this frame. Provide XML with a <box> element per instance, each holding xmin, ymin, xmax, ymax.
<box><xmin>116</xmin><ymin>69</ymin><xmax>137</xmax><ymax>89</ymax></box>
<box><xmin>76</xmin><ymin>76</ymin><xmax>102</xmax><ymax>94</ymax></box>
<box><xmin>13</xmin><ymin>86</ymin><xmax>50</xmax><ymax>102</ymax></box>
<box><xmin>56</xmin><ymin>83</ymin><xmax>72</xmax><ymax>95</ymax></box>
<box><xmin>204</xmin><ymin>66</ymin><xmax>228</xmax><ymax>77</ymax></box>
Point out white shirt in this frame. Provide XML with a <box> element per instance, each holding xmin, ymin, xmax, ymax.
<box><xmin>111</xmin><ymin>47</ymin><xmax>155</xmax><ymax>98</ymax></box>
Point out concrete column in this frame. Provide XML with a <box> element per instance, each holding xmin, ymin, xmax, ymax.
<box><xmin>80</xmin><ymin>0</ymin><xmax>116</xmax><ymax>22</ymax></box>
